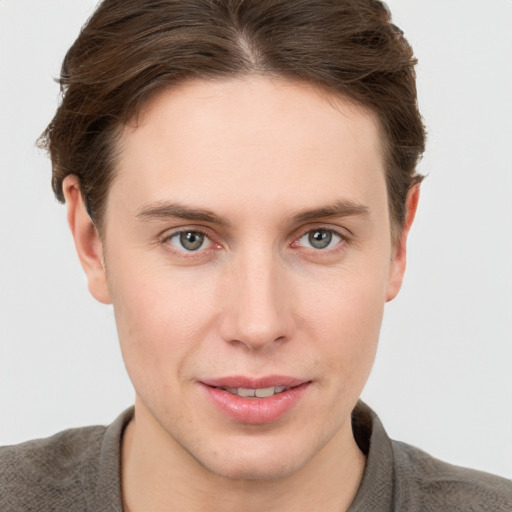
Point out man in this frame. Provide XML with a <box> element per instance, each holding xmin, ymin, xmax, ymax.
<box><xmin>1</xmin><ymin>1</ymin><xmax>511</xmax><ymax>510</ymax></box>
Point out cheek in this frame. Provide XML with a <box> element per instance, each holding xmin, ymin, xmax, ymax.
<box><xmin>303</xmin><ymin>267</ymin><xmax>387</xmax><ymax>382</ymax></box>
<box><xmin>107</xmin><ymin>258</ymin><xmax>218</xmax><ymax>389</ymax></box>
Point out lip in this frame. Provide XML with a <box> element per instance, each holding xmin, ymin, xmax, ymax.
<box><xmin>202</xmin><ymin>375</ymin><xmax>308</xmax><ymax>389</ymax></box>
<box><xmin>199</xmin><ymin>375</ymin><xmax>311</xmax><ymax>425</ymax></box>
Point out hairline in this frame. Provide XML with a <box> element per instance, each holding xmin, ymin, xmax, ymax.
<box><xmin>90</xmin><ymin>73</ymin><xmax>402</xmax><ymax>243</ymax></box>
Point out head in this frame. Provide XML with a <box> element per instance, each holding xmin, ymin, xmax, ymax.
<box><xmin>41</xmin><ymin>0</ymin><xmax>424</xmax><ymax>242</ymax></box>
<box><xmin>41</xmin><ymin>0</ymin><xmax>425</xmax><ymax>482</ymax></box>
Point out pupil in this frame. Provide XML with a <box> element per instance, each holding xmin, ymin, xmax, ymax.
<box><xmin>309</xmin><ymin>230</ymin><xmax>331</xmax><ymax>249</ymax></box>
<box><xmin>180</xmin><ymin>231</ymin><xmax>204</xmax><ymax>251</ymax></box>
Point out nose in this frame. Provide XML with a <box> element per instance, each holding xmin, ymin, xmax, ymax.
<box><xmin>219</xmin><ymin>251</ymin><xmax>294</xmax><ymax>352</ymax></box>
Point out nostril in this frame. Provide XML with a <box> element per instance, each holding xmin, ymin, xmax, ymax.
<box><xmin>228</xmin><ymin>333</ymin><xmax>288</xmax><ymax>351</ymax></box>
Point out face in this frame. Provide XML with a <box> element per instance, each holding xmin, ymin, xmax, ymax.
<box><xmin>70</xmin><ymin>77</ymin><xmax>411</xmax><ymax>481</ymax></box>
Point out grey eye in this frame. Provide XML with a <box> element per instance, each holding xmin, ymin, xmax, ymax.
<box><xmin>309</xmin><ymin>230</ymin><xmax>332</xmax><ymax>249</ymax></box>
<box><xmin>298</xmin><ymin>229</ymin><xmax>341</xmax><ymax>250</ymax></box>
<box><xmin>169</xmin><ymin>231</ymin><xmax>211</xmax><ymax>251</ymax></box>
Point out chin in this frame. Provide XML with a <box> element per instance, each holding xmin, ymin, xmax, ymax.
<box><xmin>190</xmin><ymin>435</ymin><xmax>315</xmax><ymax>482</ymax></box>
<box><xmin>202</xmin><ymin>455</ymin><xmax>303</xmax><ymax>482</ymax></box>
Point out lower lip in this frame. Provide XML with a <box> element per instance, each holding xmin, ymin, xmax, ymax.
<box><xmin>201</xmin><ymin>383</ymin><xmax>310</xmax><ymax>424</ymax></box>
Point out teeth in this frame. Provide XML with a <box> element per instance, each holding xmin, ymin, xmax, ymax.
<box><xmin>221</xmin><ymin>386</ymin><xmax>288</xmax><ymax>398</ymax></box>
<box><xmin>238</xmin><ymin>387</ymin><xmax>256</xmax><ymax>397</ymax></box>
<box><xmin>255</xmin><ymin>387</ymin><xmax>275</xmax><ymax>398</ymax></box>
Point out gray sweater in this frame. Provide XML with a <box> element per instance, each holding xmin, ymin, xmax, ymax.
<box><xmin>1</xmin><ymin>402</ymin><xmax>511</xmax><ymax>511</ymax></box>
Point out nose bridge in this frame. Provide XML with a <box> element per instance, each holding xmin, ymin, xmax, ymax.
<box><xmin>220</xmin><ymin>246</ymin><xmax>291</xmax><ymax>350</ymax></box>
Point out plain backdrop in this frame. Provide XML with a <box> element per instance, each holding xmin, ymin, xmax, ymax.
<box><xmin>1</xmin><ymin>0</ymin><xmax>511</xmax><ymax>479</ymax></box>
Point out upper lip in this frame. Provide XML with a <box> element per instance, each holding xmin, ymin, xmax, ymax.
<box><xmin>200</xmin><ymin>375</ymin><xmax>310</xmax><ymax>389</ymax></box>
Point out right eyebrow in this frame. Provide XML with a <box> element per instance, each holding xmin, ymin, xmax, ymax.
<box><xmin>135</xmin><ymin>201</ymin><xmax>229</xmax><ymax>226</ymax></box>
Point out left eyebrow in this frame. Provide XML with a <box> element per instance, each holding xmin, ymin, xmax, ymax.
<box><xmin>288</xmin><ymin>199</ymin><xmax>369</xmax><ymax>224</ymax></box>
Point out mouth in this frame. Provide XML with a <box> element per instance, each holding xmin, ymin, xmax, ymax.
<box><xmin>200</xmin><ymin>376</ymin><xmax>311</xmax><ymax>424</ymax></box>
<box><xmin>213</xmin><ymin>384</ymin><xmax>295</xmax><ymax>398</ymax></box>
<box><xmin>201</xmin><ymin>375</ymin><xmax>309</xmax><ymax>395</ymax></box>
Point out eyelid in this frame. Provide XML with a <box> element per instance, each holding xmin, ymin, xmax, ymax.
<box><xmin>290</xmin><ymin>225</ymin><xmax>351</xmax><ymax>253</ymax></box>
<box><xmin>292</xmin><ymin>223</ymin><xmax>351</xmax><ymax>242</ymax></box>
<box><xmin>160</xmin><ymin>224</ymin><xmax>214</xmax><ymax>242</ymax></box>
<box><xmin>168</xmin><ymin>231</ymin><xmax>211</xmax><ymax>251</ymax></box>
<box><xmin>160</xmin><ymin>226</ymin><xmax>221</xmax><ymax>255</ymax></box>
<box><xmin>157</xmin><ymin>223</ymin><xmax>351</xmax><ymax>257</ymax></box>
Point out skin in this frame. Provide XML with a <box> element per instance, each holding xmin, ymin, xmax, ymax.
<box><xmin>64</xmin><ymin>77</ymin><xmax>419</xmax><ymax>512</ymax></box>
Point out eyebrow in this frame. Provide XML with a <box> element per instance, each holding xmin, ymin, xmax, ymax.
<box><xmin>136</xmin><ymin>201</ymin><xmax>229</xmax><ymax>225</ymax></box>
<box><xmin>288</xmin><ymin>200</ymin><xmax>369</xmax><ymax>224</ymax></box>
<box><xmin>135</xmin><ymin>198</ymin><xmax>369</xmax><ymax>226</ymax></box>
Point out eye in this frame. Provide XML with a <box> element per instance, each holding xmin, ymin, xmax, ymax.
<box><xmin>298</xmin><ymin>229</ymin><xmax>342</xmax><ymax>250</ymax></box>
<box><xmin>167</xmin><ymin>230</ymin><xmax>211</xmax><ymax>252</ymax></box>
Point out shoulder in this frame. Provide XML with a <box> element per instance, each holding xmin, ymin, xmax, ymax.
<box><xmin>351</xmin><ymin>402</ymin><xmax>512</xmax><ymax>512</ymax></box>
<box><xmin>0</xmin><ymin>424</ymin><xmax>106</xmax><ymax>511</ymax></box>
<box><xmin>391</xmin><ymin>439</ymin><xmax>512</xmax><ymax>511</ymax></box>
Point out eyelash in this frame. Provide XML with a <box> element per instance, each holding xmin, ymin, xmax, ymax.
<box><xmin>161</xmin><ymin>228</ymin><xmax>218</xmax><ymax>259</ymax></box>
<box><xmin>160</xmin><ymin>226</ymin><xmax>349</xmax><ymax>257</ymax></box>
<box><xmin>292</xmin><ymin>228</ymin><xmax>347</xmax><ymax>252</ymax></box>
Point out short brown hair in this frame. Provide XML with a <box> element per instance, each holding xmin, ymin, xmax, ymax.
<box><xmin>40</xmin><ymin>0</ymin><xmax>425</xmax><ymax>239</ymax></box>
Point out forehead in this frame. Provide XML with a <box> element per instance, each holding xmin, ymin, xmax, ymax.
<box><xmin>110</xmin><ymin>77</ymin><xmax>386</xmax><ymax>220</ymax></box>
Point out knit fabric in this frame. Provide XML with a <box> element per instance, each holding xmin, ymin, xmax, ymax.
<box><xmin>1</xmin><ymin>403</ymin><xmax>511</xmax><ymax>511</ymax></box>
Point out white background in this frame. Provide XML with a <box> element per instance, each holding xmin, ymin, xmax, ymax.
<box><xmin>1</xmin><ymin>0</ymin><xmax>511</xmax><ymax>479</ymax></box>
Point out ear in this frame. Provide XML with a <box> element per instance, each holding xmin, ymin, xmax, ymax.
<box><xmin>63</xmin><ymin>175</ymin><xmax>112</xmax><ymax>304</ymax></box>
<box><xmin>385</xmin><ymin>184</ymin><xmax>420</xmax><ymax>302</ymax></box>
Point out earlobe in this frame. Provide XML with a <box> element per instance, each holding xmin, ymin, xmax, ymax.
<box><xmin>62</xmin><ymin>175</ymin><xmax>112</xmax><ymax>304</ymax></box>
<box><xmin>385</xmin><ymin>184</ymin><xmax>420</xmax><ymax>302</ymax></box>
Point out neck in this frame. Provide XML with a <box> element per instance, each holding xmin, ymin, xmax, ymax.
<box><xmin>121</xmin><ymin>399</ymin><xmax>366</xmax><ymax>512</ymax></box>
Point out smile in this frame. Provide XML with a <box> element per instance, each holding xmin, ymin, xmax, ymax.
<box><xmin>201</xmin><ymin>377</ymin><xmax>311</xmax><ymax>424</ymax></box>
<box><xmin>216</xmin><ymin>386</ymin><xmax>288</xmax><ymax>398</ymax></box>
